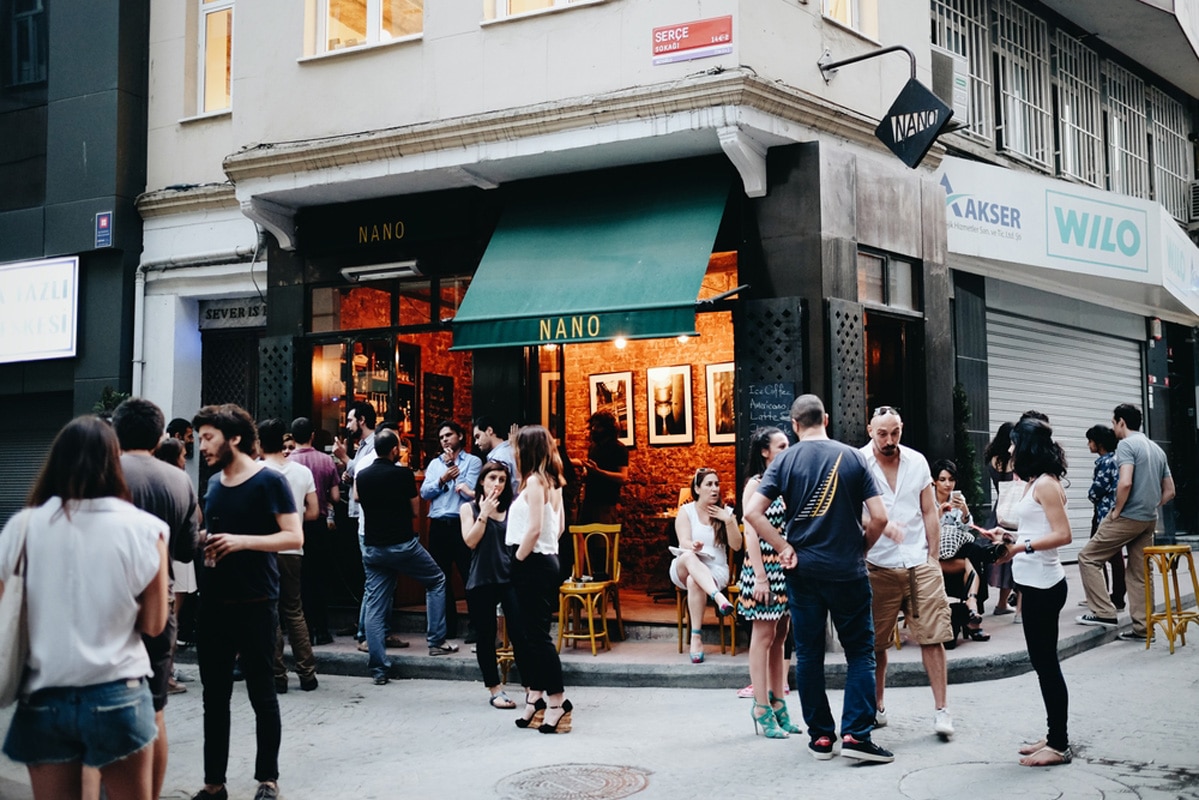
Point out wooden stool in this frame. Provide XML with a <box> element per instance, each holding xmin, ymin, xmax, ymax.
<box><xmin>1143</xmin><ymin>545</ymin><xmax>1199</xmax><ymax>654</ymax></box>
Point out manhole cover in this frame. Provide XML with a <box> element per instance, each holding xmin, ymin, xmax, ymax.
<box><xmin>495</xmin><ymin>763</ymin><xmax>651</xmax><ymax>800</ymax></box>
<box><xmin>898</xmin><ymin>762</ymin><xmax>1139</xmax><ymax>799</ymax></box>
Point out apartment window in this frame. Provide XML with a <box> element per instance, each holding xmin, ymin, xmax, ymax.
<box><xmin>823</xmin><ymin>0</ymin><xmax>879</xmax><ymax>40</ymax></box>
<box><xmin>5</xmin><ymin>0</ymin><xmax>46</xmax><ymax>87</ymax></box>
<box><xmin>994</xmin><ymin>0</ymin><xmax>1052</xmax><ymax>169</ymax></box>
<box><xmin>318</xmin><ymin>0</ymin><xmax>422</xmax><ymax>53</ymax></box>
<box><xmin>485</xmin><ymin>0</ymin><xmax>586</xmax><ymax>20</ymax></box>
<box><xmin>1103</xmin><ymin>61</ymin><xmax>1149</xmax><ymax>199</ymax></box>
<box><xmin>858</xmin><ymin>252</ymin><xmax>918</xmax><ymax>312</ymax></box>
<box><xmin>1148</xmin><ymin>87</ymin><xmax>1193</xmax><ymax>222</ymax></box>
<box><xmin>1052</xmin><ymin>32</ymin><xmax>1102</xmax><ymax>188</ymax></box>
<box><xmin>200</xmin><ymin>0</ymin><xmax>232</xmax><ymax>113</ymax></box>
<box><xmin>930</xmin><ymin>0</ymin><xmax>992</xmax><ymax>143</ymax></box>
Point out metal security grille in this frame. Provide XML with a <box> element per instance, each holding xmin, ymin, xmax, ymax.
<box><xmin>930</xmin><ymin>0</ymin><xmax>993</xmax><ymax>143</ymax></box>
<box><xmin>257</xmin><ymin>336</ymin><xmax>294</xmax><ymax>423</ymax></box>
<box><xmin>1148</xmin><ymin>87</ymin><xmax>1193</xmax><ymax>222</ymax></box>
<box><xmin>986</xmin><ymin>310</ymin><xmax>1144</xmax><ymax>561</ymax></box>
<box><xmin>0</xmin><ymin>431</ymin><xmax>56</xmax><ymax>527</ymax></box>
<box><xmin>827</xmin><ymin>298</ymin><xmax>865</xmax><ymax>445</ymax></box>
<box><xmin>994</xmin><ymin>0</ymin><xmax>1052</xmax><ymax>168</ymax></box>
<box><xmin>1053</xmin><ymin>31</ymin><xmax>1102</xmax><ymax>188</ymax></box>
<box><xmin>1103</xmin><ymin>61</ymin><xmax>1150</xmax><ymax>200</ymax></box>
<box><xmin>201</xmin><ymin>331</ymin><xmax>259</xmax><ymax>414</ymax></box>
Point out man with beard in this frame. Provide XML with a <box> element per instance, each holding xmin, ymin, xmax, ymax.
<box><xmin>860</xmin><ymin>406</ymin><xmax>955</xmax><ymax>740</ymax></box>
<box><xmin>191</xmin><ymin>404</ymin><xmax>302</xmax><ymax>800</ymax></box>
<box><xmin>168</xmin><ymin>417</ymin><xmax>195</xmax><ymax>458</ymax></box>
<box><xmin>420</xmin><ymin>420</ymin><xmax>479</xmax><ymax>643</ymax></box>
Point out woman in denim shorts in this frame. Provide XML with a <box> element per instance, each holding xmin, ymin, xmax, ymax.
<box><xmin>0</xmin><ymin>416</ymin><xmax>170</xmax><ymax>800</ymax></box>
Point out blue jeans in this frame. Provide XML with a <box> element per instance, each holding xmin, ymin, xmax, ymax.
<box><xmin>363</xmin><ymin>539</ymin><xmax>447</xmax><ymax>679</ymax></box>
<box><xmin>787</xmin><ymin>571</ymin><xmax>878</xmax><ymax>740</ymax></box>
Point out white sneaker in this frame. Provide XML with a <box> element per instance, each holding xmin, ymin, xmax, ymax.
<box><xmin>874</xmin><ymin>707</ymin><xmax>888</xmax><ymax>728</ymax></box>
<box><xmin>934</xmin><ymin>708</ymin><xmax>955</xmax><ymax>737</ymax></box>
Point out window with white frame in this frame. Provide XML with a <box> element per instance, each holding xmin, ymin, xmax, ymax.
<box><xmin>1053</xmin><ymin>31</ymin><xmax>1102</xmax><ymax>188</ymax></box>
<box><xmin>930</xmin><ymin>0</ymin><xmax>993</xmax><ymax>143</ymax></box>
<box><xmin>484</xmin><ymin>0</ymin><xmax>589</xmax><ymax>21</ymax></box>
<box><xmin>994</xmin><ymin>0</ymin><xmax>1052</xmax><ymax>168</ymax></box>
<box><xmin>316</xmin><ymin>0</ymin><xmax>422</xmax><ymax>53</ymax></box>
<box><xmin>1148</xmin><ymin>87</ymin><xmax>1192</xmax><ymax>222</ymax></box>
<box><xmin>6</xmin><ymin>0</ymin><xmax>47</xmax><ymax>87</ymax></box>
<box><xmin>1103</xmin><ymin>61</ymin><xmax>1149</xmax><ymax>200</ymax></box>
<box><xmin>822</xmin><ymin>0</ymin><xmax>879</xmax><ymax>40</ymax></box>
<box><xmin>199</xmin><ymin>0</ymin><xmax>232</xmax><ymax>114</ymax></box>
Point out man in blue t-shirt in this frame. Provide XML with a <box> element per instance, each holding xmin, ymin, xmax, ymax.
<box><xmin>745</xmin><ymin>394</ymin><xmax>895</xmax><ymax>764</ymax></box>
<box><xmin>192</xmin><ymin>404</ymin><xmax>302</xmax><ymax>800</ymax></box>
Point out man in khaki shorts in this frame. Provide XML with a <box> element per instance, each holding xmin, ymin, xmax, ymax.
<box><xmin>860</xmin><ymin>407</ymin><xmax>955</xmax><ymax>739</ymax></box>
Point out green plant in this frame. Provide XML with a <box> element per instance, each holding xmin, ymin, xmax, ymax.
<box><xmin>952</xmin><ymin>383</ymin><xmax>982</xmax><ymax>508</ymax></box>
<box><xmin>92</xmin><ymin>386</ymin><xmax>130</xmax><ymax>417</ymax></box>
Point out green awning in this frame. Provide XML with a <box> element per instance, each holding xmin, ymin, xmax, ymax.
<box><xmin>451</xmin><ymin>168</ymin><xmax>729</xmax><ymax>350</ymax></box>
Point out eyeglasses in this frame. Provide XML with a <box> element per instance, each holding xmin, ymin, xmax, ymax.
<box><xmin>871</xmin><ymin>406</ymin><xmax>900</xmax><ymax>419</ymax></box>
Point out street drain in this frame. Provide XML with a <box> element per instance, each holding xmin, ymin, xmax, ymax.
<box><xmin>495</xmin><ymin>763</ymin><xmax>651</xmax><ymax>799</ymax></box>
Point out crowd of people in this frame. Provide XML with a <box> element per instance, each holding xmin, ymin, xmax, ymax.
<box><xmin>0</xmin><ymin>390</ymin><xmax>1176</xmax><ymax>798</ymax></box>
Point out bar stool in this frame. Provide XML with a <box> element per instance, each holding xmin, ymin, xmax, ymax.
<box><xmin>1143</xmin><ymin>545</ymin><xmax>1199</xmax><ymax>654</ymax></box>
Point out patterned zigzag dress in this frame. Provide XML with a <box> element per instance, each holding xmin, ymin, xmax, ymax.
<box><xmin>737</xmin><ymin>493</ymin><xmax>789</xmax><ymax>621</ymax></box>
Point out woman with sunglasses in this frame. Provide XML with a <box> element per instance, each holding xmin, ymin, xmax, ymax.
<box><xmin>671</xmin><ymin>468</ymin><xmax>742</xmax><ymax>664</ymax></box>
<box><xmin>461</xmin><ymin>460</ymin><xmax>525</xmax><ymax>710</ymax></box>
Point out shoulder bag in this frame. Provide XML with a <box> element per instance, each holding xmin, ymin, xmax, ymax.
<box><xmin>994</xmin><ymin>479</ymin><xmax>1024</xmax><ymax>531</ymax></box>
<box><xmin>0</xmin><ymin>511</ymin><xmax>31</xmax><ymax>707</ymax></box>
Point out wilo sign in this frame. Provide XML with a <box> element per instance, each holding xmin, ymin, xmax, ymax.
<box><xmin>0</xmin><ymin>256</ymin><xmax>79</xmax><ymax>364</ymax></box>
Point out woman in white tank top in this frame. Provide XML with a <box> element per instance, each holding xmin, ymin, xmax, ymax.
<box><xmin>983</xmin><ymin>417</ymin><xmax>1073</xmax><ymax>767</ymax></box>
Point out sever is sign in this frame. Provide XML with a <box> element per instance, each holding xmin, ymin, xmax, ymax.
<box><xmin>652</xmin><ymin>16</ymin><xmax>732</xmax><ymax>65</ymax></box>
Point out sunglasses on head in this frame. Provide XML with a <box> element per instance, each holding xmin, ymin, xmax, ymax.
<box><xmin>872</xmin><ymin>405</ymin><xmax>900</xmax><ymax>419</ymax></box>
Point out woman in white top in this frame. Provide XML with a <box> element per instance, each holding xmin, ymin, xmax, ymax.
<box><xmin>505</xmin><ymin>425</ymin><xmax>571</xmax><ymax>733</ymax></box>
<box><xmin>0</xmin><ymin>416</ymin><xmax>170</xmax><ymax>800</ymax></box>
<box><xmin>671</xmin><ymin>468</ymin><xmax>742</xmax><ymax>664</ymax></box>
<box><xmin>984</xmin><ymin>417</ymin><xmax>1073</xmax><ymax>767</ymax></box>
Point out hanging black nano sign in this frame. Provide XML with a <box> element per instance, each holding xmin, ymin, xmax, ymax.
<box><xmin>875</xmin><ymin>79</ymin><xmax>954</xmax><ymax>169</ymax></box>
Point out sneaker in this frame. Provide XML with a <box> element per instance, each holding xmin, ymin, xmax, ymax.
<box><xmin>737</xmin><ymin>684</ymin><xmax>755</xmax><ymax>699</ymax></box>
<box><xmin>372</xmin><ymin>675</ymin><xmax>389</xmax><ymax>686</ymax></box>
<box><xmin>191</xmin><ymin>789</ymin><xmax>228</xmax><ymax>800</ymax></box>
<box><xmin>840</xmin><ymin>735</ymin><xmax>895</xmax><ymax>763</ymax></box>
<box><xmin>808</xmin><ymin>735</ymin><xmax>835</xmax><ymax>760</ymax></box>
<box><xmin>1075</xmin><ymin>614</ymin><xmax>1117</xmax><ymax>628</ymax></box>
<box><xmin>357</xmin><ymin>640</ymin><xmax>369</xmax><ymax>653</ymax></box>
<box><xmin>300</xmin><ymin>675</ymin><xmax>319</xmax><ymax>691</ymax></box>
<box><xmin>1116</xmin><ymin>630</ymin><xmax>1152</xmax><ymax>642</ymax></box>
<box><xmin>934</xmin><ymin>708</ymin><xmax>955</xmax><ymax>737</ymax></box>
<box><xmin>428</xmin><ymin>641</ymin><xmax>459</xmax><ymax>656</ymax></box>
<box><xmin>173</xmin><ymin>668</ymin><xmax>194</xmax><ymax>682</ymax></box>
<box><xmin>253</xmin><ymin>783</ymin><xmax>279</xmax><ymax>800</ymax></box>
<box><xmin>874</xmin><ymin>707</ymin><xmax>888</xmax><ymax>728</ymax></box>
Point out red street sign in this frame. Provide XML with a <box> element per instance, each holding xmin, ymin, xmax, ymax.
<box><xmin>652</xmin><ymin>15</ymin><xmax>732</xmax><ymax>65</ymax></box>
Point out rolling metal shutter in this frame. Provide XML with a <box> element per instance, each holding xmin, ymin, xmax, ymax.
<box><xmin>987</xmin><ymin>310</ymin><xmax>1144</xmax><ymax>562</ymax></box>
<box><xmin>0</xmin><ymin>431</ymin><xmax>57</xmax><ymax>528</ymax></box>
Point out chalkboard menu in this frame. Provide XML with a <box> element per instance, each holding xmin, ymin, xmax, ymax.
<box><xmin>747</xmin><ymin>382</ymin><xmax>795</xmax><ymax>440</ymax></box>
<box><xmin>422</xmin><ymin>373</ymin><xmax>455</xmax><ymax>455</ymax></box>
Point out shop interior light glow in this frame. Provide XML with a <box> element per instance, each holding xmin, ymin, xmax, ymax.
<box><xmin>614</xmin><ymin>337</ymin><xmax>627</xmax><ymax>349</ymax></box>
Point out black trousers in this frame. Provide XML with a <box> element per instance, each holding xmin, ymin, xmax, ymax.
<box><xmin>510</xmin><ymin>553</ymin><xmax>564</xmax><ymax>696</ymax></box>
<box><xmin>301</xmin><ymin>519</ymin><xmax>333</xmax><ymax>638</ymax></box>
<box><xmin>1015</xmin><ymin>579</ymin><xmax>1069</xmax><ymax>751</ymax></box>
<box><xmin>427</xmin><ymin>516</ymin><xmax>473</xmax><ymax>638</ymax></box>
<box><xmin>465</xmin><ymin>582</ymin><xmax>525</xmax><ymax>688</ymax></box>
<box><xmin>197</xmin><ymin>598</ymin><xmax>281</xmax><ymax>785</ymax></box>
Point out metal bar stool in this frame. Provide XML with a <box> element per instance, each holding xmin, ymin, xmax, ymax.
<box><xmin>1143</xmin><ymin>545</ymin><xmax>1199</xmax><ymax>654</ymax></box>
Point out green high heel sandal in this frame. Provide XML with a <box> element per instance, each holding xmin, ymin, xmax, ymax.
<box><xmin>710</xmin><ymin>592</ymin><xmax>735</xmax><ymax>617</ymax></box>
<box><xmin>770</xmin><ymin>691</ymin><xmax>802</xmax><ymax>734</ymax></box>
<box><xmin>689</xmin><ymin>629</ymin><xmax>704</xmax><ymax>663</ymax></box>
<box><xmin>752</xmin><ymin>702</ymin><xmax>789</xmax><ymax>739</ymax></box>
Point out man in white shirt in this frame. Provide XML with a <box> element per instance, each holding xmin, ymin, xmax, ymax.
<box><xmin>332</xmin><ymin>402</ymin><xmax>378</xmax><ymax>645</ymax></box>
<box><xmin>861</xmin><ymin>407</ymin><xmax>955</xmax><ymax>739</ymax></box>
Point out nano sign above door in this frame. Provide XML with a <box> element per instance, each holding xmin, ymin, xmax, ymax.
<box><xmin>874</xmin><ymin>79</ymin><xmax>954</xmax><ymax>169</ymax></box>
<box><xmin>652</xmin><ymin>15</ymin><xmax>732</xmax><ymax>66</ymax></box>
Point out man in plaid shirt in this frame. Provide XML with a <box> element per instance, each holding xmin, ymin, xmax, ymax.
<box><xmin>1085</xmin><ymin>425</ymin><xmax>1123</xmax><ymax>610</ymax></box>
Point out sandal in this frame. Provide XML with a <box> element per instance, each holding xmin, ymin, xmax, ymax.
<box><xmin>1019</xmin><ymin>745</ymin><xmax>1073</xmax><ymax>766</ymax></box>
<box><xmin>965</xmin><ymin>627</ymin><xmax>990</xmax><ymax>641</ymax></box>
<box><xmin>489</xmin><ymin>691</ymin><xmax>516</xmax><ymax>709</ymax></box>
<box><xmin>1018</xmin><ymin>738</ymin><xmax>1047</xmax><ymax>755</ymax></box>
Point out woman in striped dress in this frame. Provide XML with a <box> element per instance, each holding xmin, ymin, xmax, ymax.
<box><xmin>738</xmin><ymin>426</ymin><xmax>798</xmax><ymax>739</ymax></box>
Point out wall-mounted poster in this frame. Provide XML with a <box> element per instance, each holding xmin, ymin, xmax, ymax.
<box><xmin>705</xmin><ymin>362</ymin><xmax>735</xmax><ymax>444</ymax></box>
<box><xmin>541</xmin><ymin>371</ymin><xmax>562</xmax><ymax>437</ymax></box>
<box><xmin>646</xmin><ymin>365</ymin><xmax>693</xmax><ymax>445</ymax></box>
<box><xmin>588</xmin><ymin>371</ymin><xmax>634</xmax><ymax>446</ymax></box>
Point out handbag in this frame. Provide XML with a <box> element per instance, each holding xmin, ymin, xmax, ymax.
<box><xmin>938</xmin><ymin>518</ymin><xmax>976</xmax><ymax>560</ymax></box>
<box><xmin>0</xmin><ymin>511</ymin><xmax>31</xmax><ymax>708</ymax></box>
<box><xmin>994</xmin><ymin>479</ymin><xmax>1024</xmax><ymax>531</ymax></box>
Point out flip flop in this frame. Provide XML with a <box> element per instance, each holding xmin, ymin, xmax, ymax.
<box><xmin>489</xmin><ymin>691</ymin><xmax>516</xmax><ymax>709</ymax></box>
<box><xmin>1019</xmin><ymin>745</ymin><xmax>1072</xmax><ymax>767</ymax></box>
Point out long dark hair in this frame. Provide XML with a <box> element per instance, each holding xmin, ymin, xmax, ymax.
<box><xmin>473</xmin><ymin>460</ymin><xmax>514</xmax><ymax>514</ymax></box>
<box><xmin>744</xmin><ymin>426</ymin><xmax>784</xmax><ymax>480</ymax></box>
<box><xmin>29</xmin><ymin>416</ymin><xmax>130</xmax><ymax>508</ymax></box>
<box><xmin>689</xmin><ymin>467</ymin><xmax>729</xmax><ymax>549</ymax></box>
<box><xmin>983</xmin><ymin>422</ymin><xmax>1014</xmax><ymax>472</ymax></box>
<box><xmin>516</xmin><ymin>425</ymin><xmax>564</xmax><ymax>487</ymax></box>
<box><xmin>1010</xmin><ymin>418</ymin><xmax>1067</xmax><ymax>480</ymax></box>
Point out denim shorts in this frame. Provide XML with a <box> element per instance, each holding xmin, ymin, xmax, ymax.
<box><xmin>3</xmin><ymin>678</ymin><xmax>157</xmax><ymax>768</ymax></box>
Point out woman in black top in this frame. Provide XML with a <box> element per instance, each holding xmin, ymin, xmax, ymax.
<box><xmin>461</xmin><ymin>461</ymin><xmax>524</xmax><ymax>709</ymax></box>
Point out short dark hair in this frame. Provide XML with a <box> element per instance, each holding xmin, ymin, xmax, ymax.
<box><xmin>1020</xmin><ymin>409</ymin><xmax>1050</xmax><ymax>423</ymax></box>
<box><xmin>258</xmin><ymin>418</ymin><xmax>286</xmax><ymax>454</ymax></box>
<box><xmin>193</xmin><ymin>404</ymin><xmax>257</xmax><ymax>455</ymax></box>
<box><xmin>930</xmin><ymin>458</ymin><xmax>958</xmax><ymax>481</ymax></box>
<box><xmin>29</xmin><ymin>415</ymin><xmax>130</xmax><ymax>506</ymax></box>
<box><xmin>790</xmin><ymin>394</ymin><xmax>825</xmax><ymax>429</ymax></box>
<box><xmin>166</xmin><ymin>417</ymin><xmax>192</xmax><ymax>438</ymax></box>
<box><xmin>375</xmin><ymin>428</ymin><xmax>400</xmax><ymax>458</ymax></box>
<box><xmin>291</xmin><ymin>416</ymin><xmax>314</xmax><ymax>445</ymax></box>
<box><xmin>1085</xmin><ymin>424</ymin><xmax>1118</xmax><ymax>453</ymax></box>
<box><xmin>1113</xmin><ymin>403</ymin><xmax>1142</xmax><ymax>431</ymax></box>
<box><xmin>111</xmin><ymin>397</ymin><xmax>165</xmax><ymax>451</ymax></box>
<box><xmin>474</xmin><ymin>415</ymin><xmax>503</xmax><ymax>435</ymax></box>
<box><xmin>350</xmin><ymin>401</ymin><xmax>377</xmax><ymax>429</ymax></box>
<box><xmin>438</xmin><ymin>419</ymin><xmax>465</xmax><ymax>438</ymax></box>
<box><xmin>154</xmin><ymin>438</ymin><xmax>185</xmax><ymax>467</ymax></box>
<box><xmin>1010</xmin><ymin>417</ymin><xmax>1067</xmax><ymax>480</ymax></box>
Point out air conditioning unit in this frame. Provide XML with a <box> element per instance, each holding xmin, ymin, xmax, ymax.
<box><xmin>931</xmin><ymin>45</ymin><xmax>970</xmax><ymax>133</ymax></box>
<box><xmin>1188</xmin><ymin>179</ymin><xmax>1199</xmax><ymax>227</ymax></box>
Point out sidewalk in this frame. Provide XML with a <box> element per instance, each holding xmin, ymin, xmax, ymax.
<box><xmin>177</xmin><ymin>553</ymin><xmax>1196</xmax><ymax>690</ymax></box>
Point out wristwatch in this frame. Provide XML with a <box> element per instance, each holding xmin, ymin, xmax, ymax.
<box><xmin>1024</xmin><ymin>540</ymin><xmax>1034</xmax><ymax>555</ymax></box>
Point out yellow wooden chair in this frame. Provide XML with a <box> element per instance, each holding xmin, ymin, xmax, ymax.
<box><xmin>1144</xmin><ymin>545</ymin><xmax>1199</xmax><ymax>654</ymax></box>
<box><xmin>556</xmin><ymin>523</ymin><xmax>622</xmax><ymax>656</ymax></box>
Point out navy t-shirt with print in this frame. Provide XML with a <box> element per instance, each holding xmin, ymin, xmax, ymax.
<box><xmin>201</xmin><ymin>466</ymin><xmax>296</xmax><ymax>603</ymax></box>
<box><xmin>757</xmin><ymin>439</ymin><xmax>880</xmax><ymax>581</ymax></box>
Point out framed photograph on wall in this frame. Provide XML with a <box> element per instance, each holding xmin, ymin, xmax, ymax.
<box><xmin>588</xmin><ymin>371</ymin><xmax>634</xmax><ymax>446</ymax></box>
<box><xmin>705</xmin><ymin>362</ymin><xmax>736</xmax><ymax>444</ymax></box>
<box><xmin>646</xmin><ymin>365</ymin><xmax>693</xmax><ymax>446</ymax></box>
<box><xmin>540</xmin><ymin>371</ymin><xmax>561</xmax><ymax>437</ymax></box>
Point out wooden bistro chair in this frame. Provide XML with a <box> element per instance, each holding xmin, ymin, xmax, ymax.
<box><xmin>556</xmin><ymin>523</ymin><xmax>623</xmax><ymax>656</ymax></box>
<box><xmin>676</xmin><ymin>543</ymin><xmax>741</xmax><ymax>656</ymax></box>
